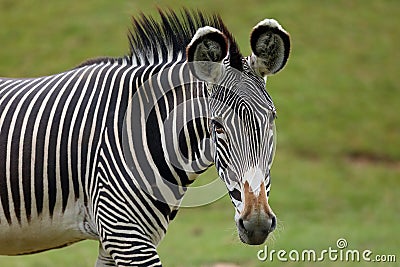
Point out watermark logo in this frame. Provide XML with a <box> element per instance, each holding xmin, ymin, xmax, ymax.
<box><xmin>257</xmin><ymin>238</ymin><xmax>397</xmax><ymax>263</ymax></box>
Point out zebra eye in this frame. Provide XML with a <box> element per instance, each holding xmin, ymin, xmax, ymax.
<box><xmin>213</xmin><ymin>120</ymin><xmax>225</xmax><ymax>134</ymax></box>
<box><xmin>215</xmin><ymin>126</ymin><xmax>225</xmax><ymax>135</ymax></box>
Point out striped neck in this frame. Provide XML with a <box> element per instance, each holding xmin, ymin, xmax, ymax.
<box><xmin>119</xmin><ymin>60</ymin><xmax>214</xmax><ymax>207</ymax></box>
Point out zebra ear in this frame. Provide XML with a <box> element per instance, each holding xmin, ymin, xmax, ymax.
<box><xmin>249</xmin><ymin>19</ymin><xmax>290</xmax><ymax>77</ymax></box>
<box><xmin>186</xmin><ymin>26</ymin><xmax>229</xmax><ymax>83</ymax></box>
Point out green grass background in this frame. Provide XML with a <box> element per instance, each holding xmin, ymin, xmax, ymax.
<box><xmin>0</xmin><ymin>0</ymin><xmax>398</xmax><ymax>266</ymax></box>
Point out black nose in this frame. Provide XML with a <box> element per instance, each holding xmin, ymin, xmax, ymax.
<box><xmin>238</xmin><ymin>214</ymin><xmax>276</xmax><ymax>233</ymax></box>
<box><xmin>270</xmin><ymin>215</ymin><xmax>277</xmax><ymax>231</ymax></box>
<box><xmin>237</xmin><ymin>214</ymin><xmax>276</xmax><ymax>245</ymax></box>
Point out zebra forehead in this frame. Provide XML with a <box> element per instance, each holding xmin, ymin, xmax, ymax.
<box><xmin>210</xmin><ymin>84</ymin><xmax>275</xmax><ymax>118</ymax></box>
<box><xmin>128</xmin><ymin>9</ymin><xmax>243</xmax><ymax>70</ymax></box>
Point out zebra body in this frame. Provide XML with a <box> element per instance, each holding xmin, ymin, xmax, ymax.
<box><xmin>0</xmin><ymin>60</ymin><xmax>172</xmax><ymax>256</ymax></box>
<box><xmin>0</xmin><ymin>10</ymin><xmax>290</xmax><ymax>266</ymax></box>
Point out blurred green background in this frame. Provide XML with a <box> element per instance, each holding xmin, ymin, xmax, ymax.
<box><xmin>0</xmin><ymin>0</ymin><xmax>398</xmax><ymax>266</ymax></box>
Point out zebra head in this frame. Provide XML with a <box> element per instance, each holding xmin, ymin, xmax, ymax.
<box><xmin>186</xmin><ymin>19</ymin><xmax>290</xmax><ymax>245</ymax></box>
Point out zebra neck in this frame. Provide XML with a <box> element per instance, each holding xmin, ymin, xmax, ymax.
<box><xmin>121</xmin><ymin>61</ymin><xmax>214</xmax><ymax>207</ymax></box>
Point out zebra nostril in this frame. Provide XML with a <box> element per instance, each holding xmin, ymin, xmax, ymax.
<box><xmin>270</xmin><ymin>215</ymin><xmax>276</xmax><ymax>231</ymax></box>
<box><xmin>238</xmin><ymin>218</ymin><xmax>246</xmax><ymax>231</ymax></box>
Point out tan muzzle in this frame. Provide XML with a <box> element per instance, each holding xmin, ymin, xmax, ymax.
<box><xmin>237</xmin><ymin>181</ymin><xmax>276</xmax><ymax>245</ymax></box>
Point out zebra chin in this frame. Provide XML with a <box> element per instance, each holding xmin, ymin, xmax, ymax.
<box><xmin>235</xmin><ymin>181</ymin><xmax>276</xmax><ymax>245</ymax></box>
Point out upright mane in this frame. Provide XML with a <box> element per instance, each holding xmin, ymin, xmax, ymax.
<box><xmin>128</xmin><ymin>9</ymin><xmax>242</xmax><ymax>70</ymax></box>
<box><xmin>77</xmin><ymin>9</ymin><xmax>243</xmax><ymax>70</ymax></box>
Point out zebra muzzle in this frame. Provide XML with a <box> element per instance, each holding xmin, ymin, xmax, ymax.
<box><xmin>236</xmin><ymin>181</ymin><xmax>276</xmax><ymax>245</ymax></box>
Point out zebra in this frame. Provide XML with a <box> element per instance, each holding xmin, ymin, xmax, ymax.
<box><xmin>0</xmin><ymin>9</ymin><xmax>290</xmax><ymax>266</ymax></box>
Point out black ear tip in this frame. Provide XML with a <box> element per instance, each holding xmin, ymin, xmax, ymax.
<box><xmin>250</xmin><ymin>25</ymin><xmax>290</xmax><ymax>57</ymax></box>
<box><xmin>249</xmin><ymin>19</ymin><xmax>290</xmax><ymax>76</ymax></box>
<box><xmin>187</xmin><ymin>30</ymin><xmax>228</xmax><ymax>63</ymax></box>
<box><xmin>186</xmin><ymin>27</ymin><xmax>229</xmax><ymax>82</ymax></box>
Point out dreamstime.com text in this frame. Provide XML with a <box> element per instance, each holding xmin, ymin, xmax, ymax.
<box><xmin>257</xmin><ymin>238</ymin><xmax>397</xmax><ymax>263</ymax></box>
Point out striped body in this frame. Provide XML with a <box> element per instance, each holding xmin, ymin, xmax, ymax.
<box><xmin>0</xmin><ymin>9</ymin><xmax>291</xmax><ymax>266</ymax></box>
<box><xmin>0</xmin><ymin>59</ymin><xmax>177</xmax><ymax>255</ymax></box>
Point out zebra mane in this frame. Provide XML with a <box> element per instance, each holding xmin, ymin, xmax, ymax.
<box><xmin>127</xmin><ymin>9</ymin><xmax>243</xmax><ymax>70</ymax></box>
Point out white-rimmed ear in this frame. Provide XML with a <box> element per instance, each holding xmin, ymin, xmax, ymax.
<box><xmin>249</xmin><ymin>19</ymin><xmax>290</xmax><ymax>77</ymax></box>
<box><xmin>186</xmin><ymin>26</ymin><xmax>229</xmax><ymax>83</ymax></box>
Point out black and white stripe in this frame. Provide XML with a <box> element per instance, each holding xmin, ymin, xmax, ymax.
<box><xmin>0</xmin><ymin>9</ymin><xmax>290</xmax><ymax>266</ymax></box>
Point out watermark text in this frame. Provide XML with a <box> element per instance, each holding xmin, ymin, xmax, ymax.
<box><xmin>257</xmin><ymin>238</ymin><xmax>397</xmax><ymax>263</ymax></box>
